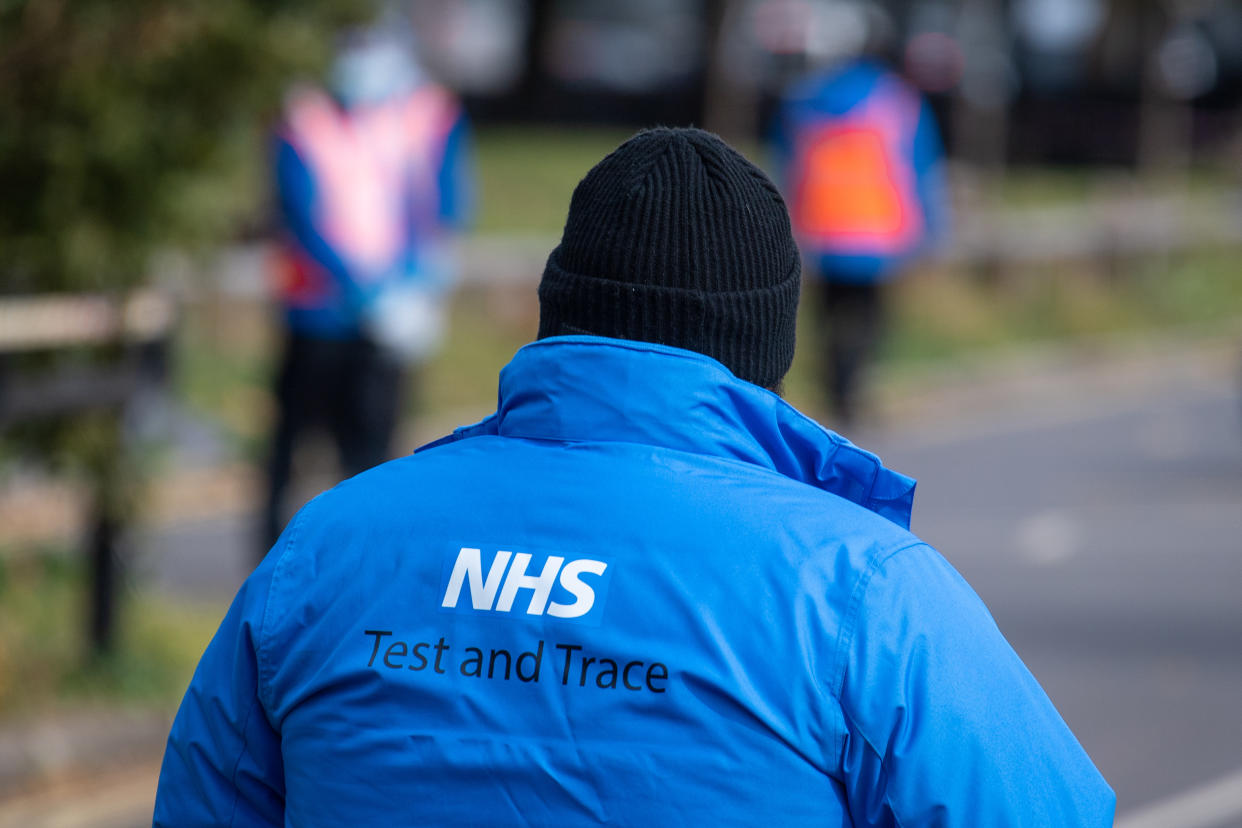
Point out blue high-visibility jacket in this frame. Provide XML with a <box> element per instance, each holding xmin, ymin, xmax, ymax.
<box><xmin>154</xmin><ymin>337</ymin><xmax>1115</xmax><ymax>826</ymax></box>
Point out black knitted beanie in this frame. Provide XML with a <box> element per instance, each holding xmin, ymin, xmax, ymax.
<box><xmin>537</xmin><ymin>127</ymin><xmax>801</xmax><ymax>389</ymax></box>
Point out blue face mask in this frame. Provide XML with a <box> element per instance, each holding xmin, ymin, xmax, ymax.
<box><xmin>330</xmin><ymin>41</ymin><xmax>422</xmax><ymax>108</ymax></box>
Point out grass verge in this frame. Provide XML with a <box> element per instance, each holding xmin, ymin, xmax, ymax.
<box><xmin>0</xmin><ymin>547</ymin><xmax>225</xmax><ymax>717</ymax></box>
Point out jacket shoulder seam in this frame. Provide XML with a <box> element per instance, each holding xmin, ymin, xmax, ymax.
<box><xmin>839</xmin><ymin>703</ymin><xmax>912</xmax><ymax>828</ymax></box>
<box><xmin>832</xmin><ymin>540</ymin><xmax>930</xmax><ymax>824</ymax></box>
<box><xmin>256</xmin><ymin>499</ymin><xmax>315</xmax><ymax>712</ymax></box>
<box><xmin>223</xmin><ymin>693</ymin><xmax>262</xmax><ymax>825</ymax></box>
<box><xmin>830</xmin><ymin>540</ymin><xmax>927</xmax><ymax>747</ymax></box>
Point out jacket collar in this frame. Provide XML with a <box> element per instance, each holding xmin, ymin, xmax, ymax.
<box><xmin>419</xmin><ymin>337</ymin><xmax>915</xmax><ymax>529</ymax></box>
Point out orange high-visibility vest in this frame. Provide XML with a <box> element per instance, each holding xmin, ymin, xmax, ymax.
<box><xmin>790</xmin><ymin>80</ymin><xmax>924</xmax><ymax>258</ymax></box>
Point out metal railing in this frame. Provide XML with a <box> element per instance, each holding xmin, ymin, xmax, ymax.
<box><xmin>0</xmin><ymin>289</ymin><xmax>176</xmax><ymax>654</ymax></box>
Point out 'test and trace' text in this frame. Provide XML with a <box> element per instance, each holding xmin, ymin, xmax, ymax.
<box><xmin>364</xmin><ymin>631</ymin><xmax>670</xmax><ymax>693</ymax></box>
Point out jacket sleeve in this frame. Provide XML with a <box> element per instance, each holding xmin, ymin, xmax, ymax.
<box><xmin>436</xmin><ymin>111</ymin><xmax>474</xmax><ymax>231</ymax></box>
<box><xmin>910</xmin><ymin>97</ymin><xmax>950</xmax><ymax>247</ymax></box>
<box><xmin>273</xmin><ymin>134</ymin><xmax>374</xmax><ymax>309</ymax></box>
<box><xmin>152</xmin><ymin>542</ymin><xmax>287</xmax><ymax>826</ymax></box>
<box><xmin>837</xmin><ymin>543</ymin><xmax>1115</xmax><ymax>827</ymax></box>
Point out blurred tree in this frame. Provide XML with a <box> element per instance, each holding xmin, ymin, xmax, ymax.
<box><xmin>702</xmin><ymin>0</ymin><xmax>755</xmax><ymax>144</ymax></box>
<box><xmin>512</xmin><ymin>0</ymin><xmax>555</xmax><ymax>122</ymax></box>
<box><xmin>0</xmin><ymin>0</ymin><xmax>370</xmax><ymax>657</ymax></box>
<box><xmin>0</xmin><ymin>0</ymin><xmax>370</xmax><ymax>294</ymax></box>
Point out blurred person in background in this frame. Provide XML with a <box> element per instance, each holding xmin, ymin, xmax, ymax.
<box><xmin>259</xmin><ymin>27</ymin><xmax>472</xmax><ymax>556</ymax></box>
<box><xmin>771</xmin><ymin>24</ymin><xmax>948</xmax><ymax>427</ymax></box>
<box><xmin>155</xmin><ymin>128</ymin><xmax>1112</xmax><ymax>826</ymax></box>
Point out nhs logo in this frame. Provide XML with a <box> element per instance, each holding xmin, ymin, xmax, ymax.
<box><xmin>439</xmin><ymin>547</ymin><xmax>611</xmax><ymax>623</ymax></box>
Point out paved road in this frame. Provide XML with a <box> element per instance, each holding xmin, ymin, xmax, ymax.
<box><xmin>28</xmin><ymin>340</ymin><xmax>1242</xmax><ymax>826</ymax></box>
<box><xmin>858</xmin><ymin>346</ymin><xmax>1242</xmax><ymax>826</ymax></box>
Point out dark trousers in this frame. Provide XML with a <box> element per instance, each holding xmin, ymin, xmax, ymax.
<box><xmin>260</xmin><ymin>332</ymin><xmax>405</xmax><ymax>555</ymax></box>
<box><xmin>819</xmin><ymin>280</ymin><xmax>884</xmax><ymax>427</ymax></box>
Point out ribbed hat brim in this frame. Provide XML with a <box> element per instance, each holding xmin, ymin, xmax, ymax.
<box><xmin>539</xmin><ymin>246</ymin><xmax>800</xmax><ymax>390</ymax></box>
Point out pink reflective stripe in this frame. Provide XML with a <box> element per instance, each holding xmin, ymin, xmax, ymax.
<box><xmin>400</xmin><ymin>88</ymin><xmax>458</xmax><ymax>232</ymax></box>
<box><xmin>286</xmin><ymin>87</ymin><xmax>454</xmax><ymax>275</ymax></box>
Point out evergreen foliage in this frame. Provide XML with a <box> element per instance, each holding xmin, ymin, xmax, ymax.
<box><xmin>0</xmin><ymin>0</ymin><xmax>370</xmax><ymax>293</ymax></box>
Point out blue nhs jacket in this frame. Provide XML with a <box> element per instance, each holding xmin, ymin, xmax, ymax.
<box><xmin>154</xmin><ymin>337</ymin><xmax>1114</xmax><ymax>826</ymax></box>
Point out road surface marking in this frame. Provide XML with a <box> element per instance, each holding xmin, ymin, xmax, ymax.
<box><xmin>1014</xmin><ymin>510</ymin><xmax>1082</xmax><ymax>565</ymax></box>
<box><xmin>1116</xmin><ymin>766</ymin><xmax>1242</xmax><ymax>828</ymax></box>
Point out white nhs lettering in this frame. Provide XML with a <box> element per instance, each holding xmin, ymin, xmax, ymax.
<box><xmin>441</xmin><ymin>547</ymin><xmax>608</xmax><ymax>619</ymax></box>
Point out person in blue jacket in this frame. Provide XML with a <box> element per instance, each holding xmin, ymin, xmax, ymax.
<box><xmin>772</xmin><ymin>52</ymin><xmax>948</xmax><ymax>426</ymax></box>
<box><xmin>155</xmin><ymin>128</ymin><xmax>1113</xmax><ymax>826</ymax></box>
<box><xmin>259</xmin><ymin>29</ymin><xmax>472</xmax><ymax>555</ymax></box>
